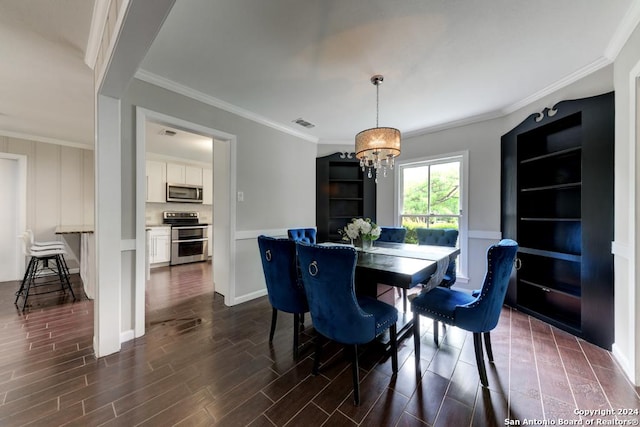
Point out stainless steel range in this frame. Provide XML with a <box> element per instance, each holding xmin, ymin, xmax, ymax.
<box><xmin>163</xmin><ymin>211</ymin><xmax>209</xmax><ymax>265</ymax></box>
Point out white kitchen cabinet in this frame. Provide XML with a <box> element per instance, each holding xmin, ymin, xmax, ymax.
<box><xmin>166</xmin><ymin>163</ymin><xmax>185</xmax><ymax>184</ymax></box>
<box><xmin>208</xmin><ymin>225</ymin><xmax>213</xmax><ymax>257</ymax></box>
<box><xmin>167</xmin><ymin>163</ymin><xmax>203</xmax><ymax>186</ymax></box>
<box><xmin>186</xmin><ymin>166</ymin><xmax>202</xmax><ymax>186</ymax></box>
<box><xmin>202</xmin><ymin>168</ymin><xmax>213</xmax><ymax>205</ymax></box>
<box><xmin>148</xmin><ymin>226</ymin><xmax>171</xmax><ymax>265</ymax></box>
<box><xmin>146</xmin><ymin>160</ymin><xmax>166</xmax><ymax>203</ymax></box>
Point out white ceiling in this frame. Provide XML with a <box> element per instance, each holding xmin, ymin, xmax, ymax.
<box><xmin>0</xmin><ymin>0</ymin><xmax>637</xmax><ymax>150</ymax></box>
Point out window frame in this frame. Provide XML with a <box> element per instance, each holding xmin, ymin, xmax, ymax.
<box><xmin>394</xmin><ymin>151</ymin><xmax>469</xmax><ymax>282</ymax></box>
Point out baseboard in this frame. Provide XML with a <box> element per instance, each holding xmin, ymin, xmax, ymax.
<box><xmin>233</xmin><ymin>289</ymin><xmax>268</xmax><ymax>305</ymax></box>
<box><xmin>612</xmin><ymin>343</ymin><xmax>637</xmax><ymax>386</ymax></box>
<box><xmin>120</xmin><ymin>329</ymin><xmax>135</xmax><ymax>344</ymax></box>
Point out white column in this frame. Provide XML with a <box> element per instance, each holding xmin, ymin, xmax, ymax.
<box><xmin>94</xmin><ymin>94</ymin><xmax>122</xmax><ymax>357</ymax></box>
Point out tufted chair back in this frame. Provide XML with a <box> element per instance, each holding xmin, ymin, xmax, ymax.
<box><xmin>377</xmin><ymin>227</ymin><xmax>407</xmax><ymax>243</ymax></box>
<box><xmin>416</xmin><ymin>228</ymin><xmax>459</xmax><ymax>287</ymax></box>
<box><xmin>257</xmin><ymin>236</ymin><xmax>308</xmax><ymax>314</ymax></box>
<box><xmin>287</xmin><ymin>228</ymin><xmax>317</xmax><ymax>245</ymax></box>
<box><xmin>296</xmin><ymin>244</ymin><xmax>375</xmax><ymax>344</ymax></box>
<box><xmin>416</xmin><ymin>228</ymin><xmax>458</xmax><ymax>247</ymax></box>
<box><xmin>455</xmin><ymin>239</ymin><xmax>518</xmax><ymax>332</ymax></box>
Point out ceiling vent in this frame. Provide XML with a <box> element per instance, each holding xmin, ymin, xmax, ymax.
<box><xmin>292</xmin><ymin>118</ymin><xmax>315</xmax><ymax>129</ymax></box>
<box><xmin>160</xmin><ymin>129</ymin><xmax>177</xmax><ymax>136</ymax></box>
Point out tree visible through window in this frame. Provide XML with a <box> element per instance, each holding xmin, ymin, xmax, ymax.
<box><xmin>399</xmin><ymin>158</ymin><xmax>461</xmax><ymax>244</ymax></box>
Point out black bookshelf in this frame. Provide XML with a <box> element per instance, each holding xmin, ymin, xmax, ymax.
<box><xmin>501</xmin><ymin>92</ymin><xmax>614</xmax><ymax>349</ymax></box>
<box><xmin>316</xmin><ymin>153</ymin><xmax>376</xmax><ymax>242</ymax></box>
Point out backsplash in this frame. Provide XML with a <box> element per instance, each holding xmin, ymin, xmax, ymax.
<box><xmin>146</xmin><ymin>203</ymin><xmax>213</xmax><ymax>225</ymax></box>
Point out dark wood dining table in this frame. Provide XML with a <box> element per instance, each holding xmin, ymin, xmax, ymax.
<box><xmin>355</xmin><ymin>241</ymin><xmax>459</xmax><ymax>291</ymax></box>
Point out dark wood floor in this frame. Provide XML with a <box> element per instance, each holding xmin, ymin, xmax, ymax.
<box><xmin>0</xmin><ymin>261</ymin><xmax>638</xmax><ymax>426</ymax></box>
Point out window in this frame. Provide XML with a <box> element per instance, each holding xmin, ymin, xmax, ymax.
<box><xmin>396</xmin><ymin>152</ymin><xmax>468</xmax><ymax>280</ymax></box>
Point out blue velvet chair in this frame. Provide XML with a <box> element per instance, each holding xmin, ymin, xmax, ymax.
<box><xmin>296</xmin><ymin>243</ymin><xmax>398</xmax><ymax>405</ymax></box>
<box><xmin>287</xmin><ymin>228</ymin><xmax>317</xmax><ymax>244</ymax></box>
<box><xmin>416</xmin><ymin>228</ymin><xmax>459</xmax><ymax>288</ymax></box>
<box><xmin>411</xmin><ymin>239</ymin><xmax>518</xmax><ymax>387</ymax></box>
<box><xmin>377</xmin><ymin>226</ymin><xmax>407</xmax><ymax>243</ymax></box>
<box><xmin>415</xmin><ymin>228</ymin><xmax>460</xmax><ymax>333</ymax></box>
<box><xmin>257</xmin><ymin>236</ymin><xmax>309</xmax><ymax>360</ymax></box>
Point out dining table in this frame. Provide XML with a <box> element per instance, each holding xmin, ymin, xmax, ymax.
<box><xmin>326</xmin><ymin>240</ymin><xmax>461</xmax><ymax>342</ymax></box>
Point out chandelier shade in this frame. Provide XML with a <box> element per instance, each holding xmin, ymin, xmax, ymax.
<box><xmin>355</xmin><ymin>75</ymin><xmax>401</xmax><ymax>182</ymax></box>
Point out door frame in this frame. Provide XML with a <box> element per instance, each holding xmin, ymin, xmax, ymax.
<box><xmin>0</xmin><ymin>153</ymin><xmax>27</xmax><ymax>281</ymax></box>
<box><xmin>135</xmin><ymin>107</ymin><xmax>237</xmax><ymax>338</ymax></box>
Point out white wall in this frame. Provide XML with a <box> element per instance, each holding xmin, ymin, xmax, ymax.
<box><xmin>0</xmin><ymin>136</ymin><xmax>94</xmax><ymax>271</ymax></box>
<box><xmin>612</xmin><ymin>18</ymin><xmax>640</xmax><ymax>385</ymax></box>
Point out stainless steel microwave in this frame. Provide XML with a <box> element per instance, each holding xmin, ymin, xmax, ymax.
<box><xmin>166</xmin><ymin>183</ymin><xmax>203</xmax><ymax>203</ymax></box>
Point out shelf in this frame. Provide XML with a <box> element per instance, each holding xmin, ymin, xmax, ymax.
<box><xmin>520</xmin><ymin>146</ymin><xmax>582</xmax><ymax>164</ymax></box>
<box><xmin>518</xmin><ymin>247</ymin><xmax>581</xmax><ymax>262</ymax></box>
<box><xmin>521</xmin><ymin>182</ymin><xmax>581</xmax><ymax>192</ymax></box>
<box><xmin>329</xmin><ymin>179</ymin><xmax>363</xmax><ymax>182</ymax></box>
<box><xmin>520</xmin><ymin>218</ymin><xmax>581</xmax><ymax>222</ymax></box>
<box><xmin>330</xmin><ymin>197</ymin><xmax>363</xmax><ymax>201</ymax></box>
<box><xmin>519</xmin><ymin>279</ymin><xmax>581</xmax><ymax>298</ymax></box>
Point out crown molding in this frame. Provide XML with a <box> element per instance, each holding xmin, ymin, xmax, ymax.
<box><xmin>502</xmin><ymin>56</ymin><xmax>613</xmax><ymax>116</ymax></box>
<box><xmin>605</xmin><ymin>0</ymin><xmax>640</xmax><ymax>60</ymax></box>
<box><xmin>0</xmin><ymin>129</ymin><xmax>93</xmax><ymax>150</ymax></box>
<box><xmin>84</xmin><ymin>0</ymin><xmax>112</xmax><ymax>70</ymax></box>
<box><xmin>134</xmin><ymin>69</ymin><xmax>319</xmax><ymax>144</ymax></box>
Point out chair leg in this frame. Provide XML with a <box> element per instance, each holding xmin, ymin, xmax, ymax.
<box><xmin>15</xmin><ymin>257</ymin><xmax>35</xmax><ymax>305</ymax></box>
<box><xmin>389</xmin><ymin>323</ymin><xmax>398</xmax><ymax>374</ymax></box>
<box><xmin>312</xmin><ymin>333</ymin><xmax>322</xmax><ymax>375</ymax></box>
<box><xmin>351</xmin><ymin>344</ymin><xmax>360</xmax><ymax>406</ymax></box>
<box><xmin>402</xmin><ymin>289</ymin><xmax>407</xmax><ymax>313</ymax></box>
<box><xmin>483</xmin><ymin>332</ymin><xmax>494</xmax><ymax>362</ymax></box>
<box><xmin>473</xmin><ymin>332</ymin><xmax>489</xmax><ymax>387</ymax></box>
<box><xmin>21</xmin><ymin>258</ymin><xmax>39</xmax><ymax>311</ymax></box>
<box><xmin>413</xmin><ymin>311</ymin><xmax>421</xmax><ymax>369</ymax></box>
<box><xmin>57</xmin><ymin>254</ymin><xmax>75</xmax><ymax>300</ymax></box>
<box><xmin>433</xmin><ymin>319</ymin><xmax>439</xmax><ymax>346</ymax></box>
<box><xmin>269</xmin><ymin>308</ymin><xmax>277</xmax><ymax>342</ymax></box>
<box><xmin>293</xmin><ymin>313</ymin><xmax>300</xmax><ymax>360</ymax></box>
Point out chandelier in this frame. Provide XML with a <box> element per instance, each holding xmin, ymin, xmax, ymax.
<box><xmin>355</xmin><ymin>74</ymin><xmax>401</xmax><ymax>183</ymax></box>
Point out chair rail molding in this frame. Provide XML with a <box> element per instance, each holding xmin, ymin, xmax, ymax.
<box><xmin>468</xmin><ymin>230</ymin><xmax>502</xmax><ymax>240</ymax></box>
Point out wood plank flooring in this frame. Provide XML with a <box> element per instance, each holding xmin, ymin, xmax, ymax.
<box><xmin>0</xmin><ymin>261</ymin><xmax>638</xmax><ymax>426</ymax></box>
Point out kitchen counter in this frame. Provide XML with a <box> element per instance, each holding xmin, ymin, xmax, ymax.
<box><xmin>55</xmin><ymin>225</ymin><xmax>95</xmax><ymax>299</ymax></box>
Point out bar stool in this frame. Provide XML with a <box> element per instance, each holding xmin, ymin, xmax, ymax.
<box><xmin>15</xmin><ymin>232</ymin><xmax>75</xmax><ymax>311</ymax></box>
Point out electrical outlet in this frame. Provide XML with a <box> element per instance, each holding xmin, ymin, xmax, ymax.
<box><xmin>237</xmin><ymin>191</ymin><xmax>244</xmax><ymax>202</ymax></box>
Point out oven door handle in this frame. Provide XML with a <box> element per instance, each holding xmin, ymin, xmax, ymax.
<box><xmin>173</xmin><ymin>238</ymin><xmax>208</xmax><ymax>243</ymax></box>
<box><xmin>171</xmin><ymin>226</ymin><xmax>208</xmax><ymax>230</ymax></box>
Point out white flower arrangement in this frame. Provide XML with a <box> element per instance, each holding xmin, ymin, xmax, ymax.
<box><xmin>339</xmin><ymin>217</ymin><xmax>381</xmax><ymax>242</ymax></box>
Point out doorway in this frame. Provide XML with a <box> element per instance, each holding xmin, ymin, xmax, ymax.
<box><xmin>0</xmin><ymin>154</ymin><xmax>26</xmax><ymax>282</ymax></box>
<box><xmin>135</xmin><ymin>107</ymin><xmax>237</xmax><ymax>338</ymax></box>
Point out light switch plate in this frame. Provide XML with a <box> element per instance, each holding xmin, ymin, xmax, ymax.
<box><xmin>237</xmin><ymin>191</ymin><xmax>244</xmax><ymax>202</ymax></box>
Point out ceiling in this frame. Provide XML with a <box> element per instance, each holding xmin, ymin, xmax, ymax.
<box><xmin>0</xmin><ymin>0</ymin><xmax>637</xmax><ymax>151</ymax></box>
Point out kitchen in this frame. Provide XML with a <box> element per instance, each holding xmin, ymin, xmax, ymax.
<box><xmin>145</xmin><ymin>121</ymin><xmax>213</xmax><ymax>274</ymax></box>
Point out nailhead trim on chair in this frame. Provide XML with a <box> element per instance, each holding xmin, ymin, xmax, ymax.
<box><xmin>376</xmin><ymin>318</ymin><xmax>395</xmax><ymax>330</ymax></box>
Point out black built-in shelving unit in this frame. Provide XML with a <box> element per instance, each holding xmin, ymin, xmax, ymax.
<box><xmin>501</xmin><ymin>92</ymin><xmax>614</xmax><ymax>349</ymax></box>
<box><xmin>316</xmin><ymin>153</ymin><xmax>376</xmax><ymax>242</ymax></box>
